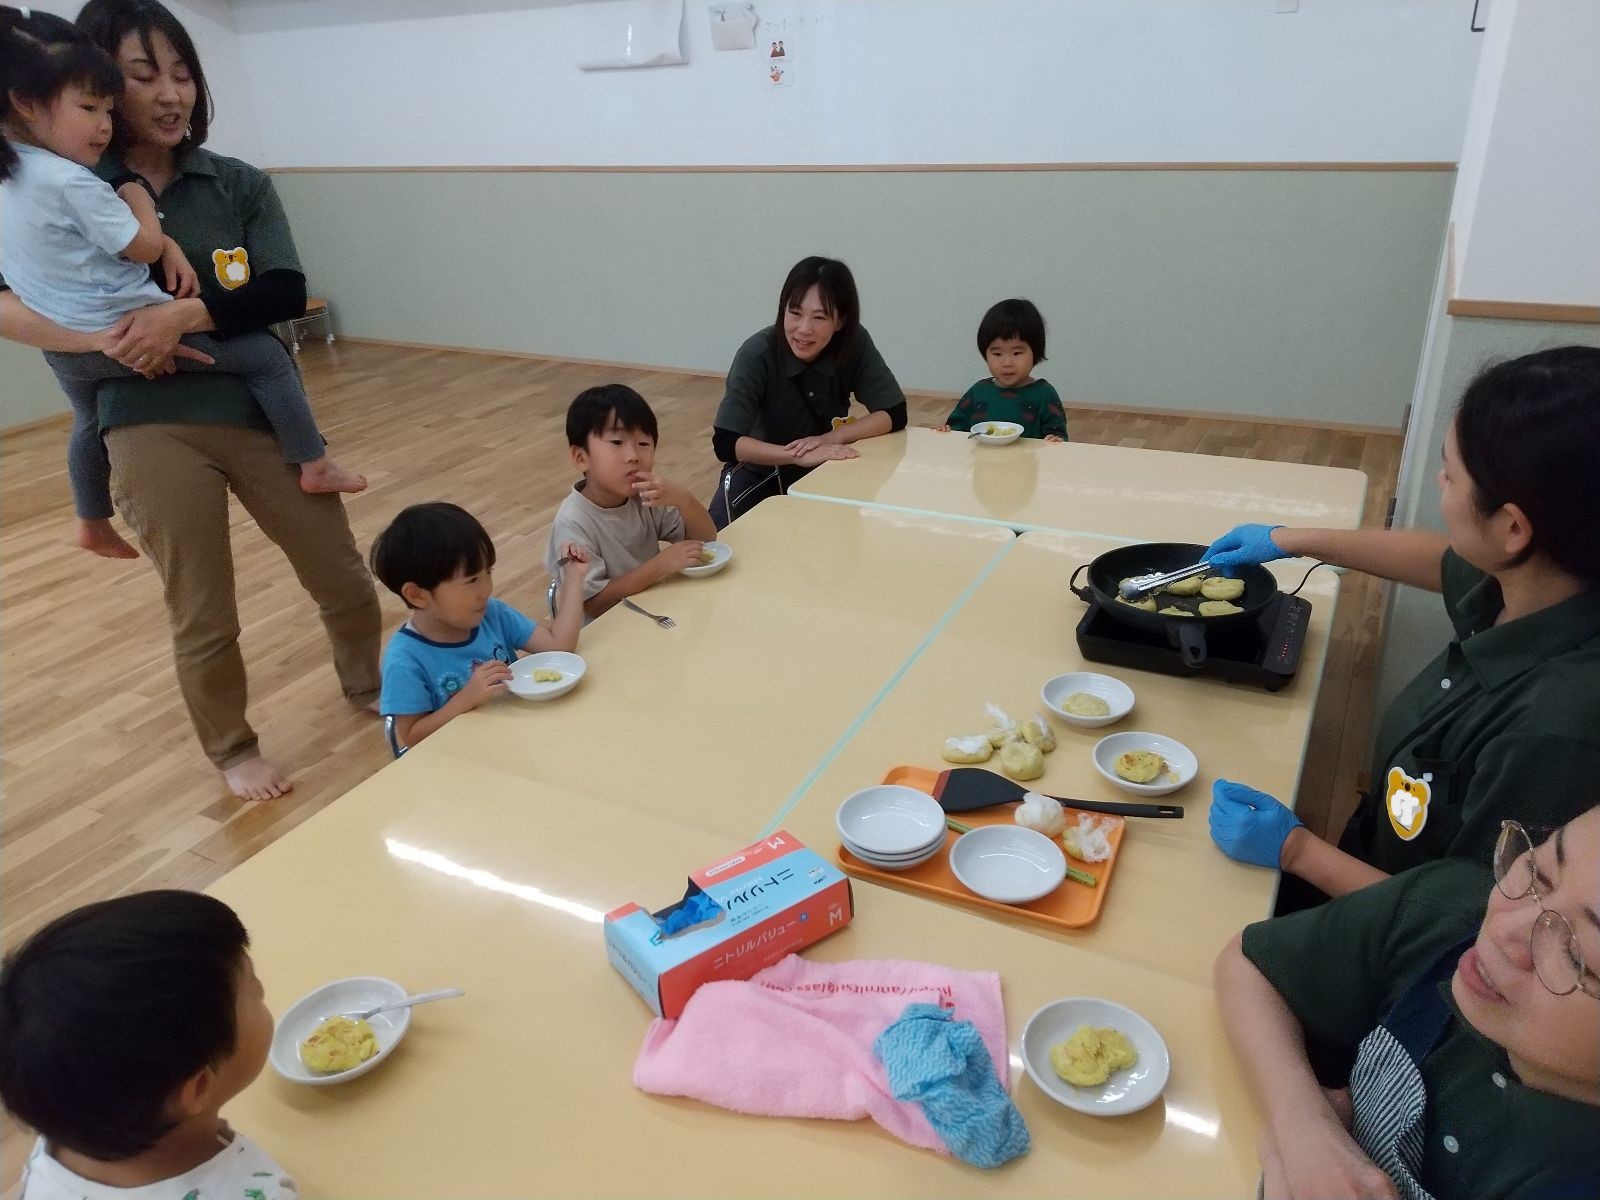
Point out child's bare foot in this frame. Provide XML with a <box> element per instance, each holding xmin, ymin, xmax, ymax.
<box><xmin>222</xmin><ymin>755</ymin><xmax>293</xmax><ymax>801</ymax></box>
<box><xmin>76</xmin><ymin>518</ymin><xmax>139</xmax><ymax>559</ymax></box>
<box><xmin>298</xmin><ymin>455</ymin><xmax>368</xmax><ymax>495</ymax></box>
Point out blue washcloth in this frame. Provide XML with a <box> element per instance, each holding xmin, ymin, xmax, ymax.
<box><xmin>872</xmin><ymin>1002</ymin><xmax>1030</xmax><ymax>1168</ymax></box>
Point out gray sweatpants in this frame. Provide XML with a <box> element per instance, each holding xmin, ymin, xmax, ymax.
<box><xmin>46</xmin><ymin>330</ymin><xmax>324</xmax><ymax>520</ymax></box>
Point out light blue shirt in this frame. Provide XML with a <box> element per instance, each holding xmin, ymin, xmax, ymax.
<box><xmin>0</xmin><ymin>143</ymin><xmax>169</xmax><ymax>332</ymax></box>
<box><xmin>378</xmin><ymin>597</ymin><xmax>538</xmax><ymax>716</ymax></box>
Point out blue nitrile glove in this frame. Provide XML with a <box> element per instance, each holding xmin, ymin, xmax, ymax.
<box><xmin>1204</xmin><ymin>523</ymin><xmax>1287</xmax><ymax>578</ymax></box>
<box><xmin>1209</xmin><ymin>779</ymin><xmax>1301</xmax><ymax>869</ymax></box>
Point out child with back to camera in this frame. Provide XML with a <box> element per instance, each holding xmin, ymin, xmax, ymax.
<box><xmin>0</xmin><ymin>890</ymin><xmax>295</xmax><ymax>1199</ymax></box>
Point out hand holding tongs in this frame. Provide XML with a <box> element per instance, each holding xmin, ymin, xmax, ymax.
<box><xmin>1118</xmin><ymin>559</ymin><xmax>1212</xmax><ymax>599</ymax></box>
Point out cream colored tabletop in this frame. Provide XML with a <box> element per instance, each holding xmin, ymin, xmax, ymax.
<box><xmin>773</xmin><ymin>530</ymin><xmax>1343</xmax><ymax>987</ymax></box>
<box><xmin>789</xmin><ymin>426</ymin><xmax>1368</xmax><ymax>541</ymax></box>
<box><xmin>422</xmin><ymin>497</ymin><xmax>1013</xmax><ymax>841</ymax></box>
<box><xmin>213</xmin><ymin>754</ymin><xmax>1261</xmax><ymax>1199</ymax></box>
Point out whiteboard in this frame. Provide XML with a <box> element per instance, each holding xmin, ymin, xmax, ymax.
<box><xmin>231</xmin><ymin>0</ymin><xmax>1481</xmax><ymax>168</ymax></box>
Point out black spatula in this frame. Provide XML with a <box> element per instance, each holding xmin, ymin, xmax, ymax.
<box><xmin>931</xmin><ymin>766</ymin><xmax>1182</xmax><ymax>818</ymax></box>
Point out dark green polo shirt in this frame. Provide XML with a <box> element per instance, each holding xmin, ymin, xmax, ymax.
<box><xmin>713</xmin><ymin>326</ymin><xmax>906</xmax><ymax>447</ymax></box>
<box><xmin>1344</xmin><ymin>550</ymin><xmax>1600</xmax><ymax>875</ymax></box>
<box><xmin>90</xmin><ymin>148</ymin><xmax>303</xmax><ymax>432</ymax></box>
<box><xmin>945</xmin><ymin>377</ymin><xmax>1068</xmax><ymax>439</ymax></box>
<box><xmin>1243</xmin><ymin>860</ymin><xmax>1600</xmax><ymax>1200</ymax></box>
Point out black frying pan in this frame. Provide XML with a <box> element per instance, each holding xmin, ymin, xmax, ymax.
<box><xmin>1070</xmin><ymin>542</ymin><xmax>1279</xmax><ymax>668</ymax></box>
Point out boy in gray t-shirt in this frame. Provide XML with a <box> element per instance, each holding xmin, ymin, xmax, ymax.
<box><xmin>544</xmin><ymin>385</ymin><xmax>717</xmax><ymax>619</ymax></box>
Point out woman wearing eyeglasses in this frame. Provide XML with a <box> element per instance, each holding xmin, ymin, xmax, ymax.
<box><xmin>1217</xmin><ymin>809</ymin><xmax>1600</xmax><ymax>1200</ymax></box>
<box><xmin>1201</xmin><ymin>347</ymin><xmax>1600</xmax><ymax>909</ymax></box>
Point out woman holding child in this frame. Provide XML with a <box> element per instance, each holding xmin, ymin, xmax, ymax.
<box><xmin>0</xmin><ymin>0</ymin><xmax>381</xmax><ymax>801</ymax></box>
<box><xmin>1203</xmin><ymin>347</ymin><xmax>1600</xmax><ymax>909</ymax></box>
<box><xmin>709</xmin><ymin>256</ymin><xmax>908</xmax><ymax>526</ymax></box>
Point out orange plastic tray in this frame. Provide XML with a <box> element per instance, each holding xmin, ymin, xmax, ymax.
<box><xmin>836</xmin><ymin>765</ymin><xmax>1125</xmax><ymax>930</ymax></box>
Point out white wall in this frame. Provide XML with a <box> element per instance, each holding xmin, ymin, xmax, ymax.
<box><xmin>229</xmin><ymin>0</ymin><xmax>1484</xmax><ymax>167</ymax></box>
<box><xmin>1450</xmin><ymin>0</ymin><xmax>1600</xmax><ymax>305</ymax></box>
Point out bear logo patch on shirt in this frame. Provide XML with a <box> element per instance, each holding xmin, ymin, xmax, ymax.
<box><xmin>1385</xmin><ymin>766</ymin><xmax>1431</xmax><ymax>841</ymax></box>
<box><xmin>212</xmin><ymin>246</ymin><xmax>250</xmax><ymax>290</ymax></box>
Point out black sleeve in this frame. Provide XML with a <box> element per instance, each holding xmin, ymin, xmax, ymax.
<box><xmin>885</xmin><ymin>402</ymin><xmax>908</xmax><ymax>433</ymax></box>
<box><xmin>204</xmin><ymin>268</ymin><xmax>306</xmax><ymax>338</ymax></box>
<box><xmin>712</xmin><ymin>426</ymin><xmax>742</xmax><ymax>464</ymax></box>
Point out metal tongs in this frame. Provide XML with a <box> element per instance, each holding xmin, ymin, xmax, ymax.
<box><xmin>1117</xmin><ymin>559</ymin><xmax>1212</xmax><ymax>599</ymax></box>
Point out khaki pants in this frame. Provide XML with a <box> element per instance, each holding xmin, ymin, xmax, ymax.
<box><xmin>107</xmin><ymin>423</ymin><xmax>382</xmax><ymax>769</ymax></box>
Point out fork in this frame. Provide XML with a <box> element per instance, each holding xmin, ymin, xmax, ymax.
<box><xmin>622</xmin><ymin>598</ymin><xmax>676</xmax><ymax>629</ymax></box>
<box><xmin>336</xmin><ymin>988</ymin><xmax>464</xmax><ymax>1022</ymax></box>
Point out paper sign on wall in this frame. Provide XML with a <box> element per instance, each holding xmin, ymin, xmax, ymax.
<box><xmin>709</xmin><ymin>3</ymin><xmax>757</xmax><ymax>51</ymax></box>
<box><xmin>577</xmin><ymin>0</ymin><xmax>686</xmax><ymax>70</ymax></box>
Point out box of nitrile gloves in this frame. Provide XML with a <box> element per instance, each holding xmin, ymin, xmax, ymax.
<box><xmin>604</xmin><ymin>830</ymin><xmax>854</xmax><ymax>1019</ymax></box>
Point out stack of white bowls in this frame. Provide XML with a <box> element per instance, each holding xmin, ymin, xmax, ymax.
<box><xmin>835</xmin><ymin>785</ymin><xmax>947</xmax><ymax>871</ymax></box>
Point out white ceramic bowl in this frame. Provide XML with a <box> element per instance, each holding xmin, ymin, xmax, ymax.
<box><xmin>508</xmin><ymin>651</ymin><xmax>586</xmax><ymax>701</ymax></box>
<box><xmin>269</xmin><ymin>976</ymin><xmax>410</xmax><ymax>1086</ymax></box>
<box><xmin>1041</xmin><ymin>672</ymin><xmax>1135</xmax><ymax>728</ymax></box>
<box><xmin>1020</xmin><ymin>997</ymin><xmax>1171</xmax><ymax>1116</ymax></box>
<box><xmin>843</xmin><ymin>837</ymin><xmax>945</xmax><ymax>872</ymax></box>
<box><xmin>840</xmin><ymin>828</ymin><xmax>942</xmax><ymax>861</ymax></box>
<box><xmin>948</xmin><ymin>825</ymin><xmax>1067</xmax><ymax>904</ymax></box>
<box><xmin>681</xmin><ymin>541</ymin><xmax>733</xmax><ymax>579</ymax></box>
<box><xmin>1092</xmin><ymin>731</ymin><xmax>1198</xmax><ymax>797</ymax></box>
<box><xmin>835</xmin><ymin>785</ymin><xmax>946</xmax><ymax>857</ymax></box>
<box><xmin>974</xmin><ymin>420</ymin><xmax>1024</xmax><ymax>446</ymax></box>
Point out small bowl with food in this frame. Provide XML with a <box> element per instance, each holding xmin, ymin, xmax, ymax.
<box><xmin>1091</xmin><ymin>731</ymin><xmax>1197</xmax><ymax>797</ymax></box>
<box><xmin>269</xmin><ymin>976</ymin><xmax>409</xmax><ymax>1086</ymax></box>
<box><xmin>1020</xmin><ymin>996</ymin><xmax>1170</xmax><ymax>1116</ymax></box>
<box><xmin>681</xmin><ymin>541</ymin><xmax>733</xmax><ymax>579</ymax></box>
<box><xmin>1041</xmin><ymin>672</ymin><xmax>1134</xmax><ymax>729</ymax></box>
<box><xmin>508</xmin><ymin>652</ymin><xmax>586</xmax><ymax>701</ymax></box>
<box><xmin>972</xmin><ymin>421</ymin><xmax>1025</xmax><ymax>446</ymax></box>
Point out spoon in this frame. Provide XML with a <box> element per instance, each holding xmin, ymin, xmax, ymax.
<box><xmin>338</xmin><ymin>988</ymin><xmax>464</xmax><ymax>1022</ymax></box>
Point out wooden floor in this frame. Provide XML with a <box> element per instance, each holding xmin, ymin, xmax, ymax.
<box><xmin>0</xmin><ymin>342</ymin><xmax>1400</xmax><ymax>1182</ymax></box>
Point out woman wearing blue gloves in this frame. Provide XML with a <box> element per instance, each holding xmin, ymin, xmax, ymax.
<box><xmin>1204</xmin><ymin>347</ymin><xmax>1600</xmax><ymax>908</ymax></box>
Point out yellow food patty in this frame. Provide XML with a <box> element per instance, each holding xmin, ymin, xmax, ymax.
<box><xmin>1062</xmin><ymin>692</ymin><xmax>1109</xmax><ymax>718</ymax></box>
<box><xmin>532</xmin><ymin>668</ymin><xmax>563</xmax><ymax>683</ymax></box>
<box><xmin>1113</xmin><ymin>749</ymin><xmax>1165</xmax><ymax>784</ymax></box>
<box><xmin>1049</xmin><ymin>1025</ymin><xmax>1138</xmax><ymax>1087</ymax></box>
<box><xmin>1199</xmin><ymin>576</ymin><xmax>1245</xmax><ymax>601</ymax></box>
<box><xmin>299</xmin><ymin>1016</ymin><xmax>378</xmax><ymax>1073</ymax></box>
<box><xmin>1198</xmin><ymin>600</ymin><xmax>1244</xmax><ymax>617</ymax></box>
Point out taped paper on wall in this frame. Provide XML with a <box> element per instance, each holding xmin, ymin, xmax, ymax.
<box><xmin>709</xmin><ymin>3</ymin><xmax>756</xmax><ymax>51</ymax></box>
<box><xmin>578</xmin><ymin>0</ymin><xmax>686</xmax><ymax>70</ymax></box>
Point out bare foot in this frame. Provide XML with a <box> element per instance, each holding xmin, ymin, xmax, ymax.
<box><xmin>298</xmin><ymin>455</ymin><xmax>368</xmax><ymax>495</ymax></box>
<box><xmin>222</xmin><ymin>755</ymin><xmax>293</xmax><ymax>802</ymax></box>
<box><xmin>75</xmin><ymin>518</ymin><xmax>139</xmax><ymax>559</ymax></box>
<box><xmin>348</xmin><ymin>696</ymin><xmax>381</xmax><ymax>715</ymax></box>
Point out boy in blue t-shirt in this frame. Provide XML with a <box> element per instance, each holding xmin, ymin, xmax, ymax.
<box><xmin>370</xmin><ymin>502</ymin><xmax>588</xmax><ymax>750</ymax></box>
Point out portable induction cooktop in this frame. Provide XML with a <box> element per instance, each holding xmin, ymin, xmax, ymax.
<box><xmin>1075</xmin><ymin>592</ymin><xmax>1312</xmax><ymax>691</ymax></box>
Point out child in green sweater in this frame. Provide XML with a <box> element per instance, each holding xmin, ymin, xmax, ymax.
<box><xmin>937</xmin><ymin>298</ymin><xmax>1067</xmax><ymax>441</ymax></box>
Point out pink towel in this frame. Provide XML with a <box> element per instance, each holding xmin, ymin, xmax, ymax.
<box><xmin>633</xmin><ymin>955</ymin><xmax>1007</xmax><ymax>1153</ymax></box>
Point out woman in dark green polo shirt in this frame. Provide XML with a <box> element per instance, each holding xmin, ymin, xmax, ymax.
<box><xmin>708</xmin><ymin>256</ymin><xmax>908</xmax><ymax>526</ymax></box>
<box><xmin>1216</xmin><ymin>805</ymin><xmax>1600</xmax><ymax>1200</ymax></box>
<box><xmin>0</xmin><ymin>0</ymin><xmax>380</xmax><ymax>801</ymax></box>
<box><xmin>1203</xmin><ymin>347</ymin><xmax>1600</xmax><ymax>906</ymax></box>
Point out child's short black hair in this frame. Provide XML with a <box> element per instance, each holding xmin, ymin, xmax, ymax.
<box><xmin>566</xmin><ymin>384</ymin><xmax>659</xmax><ymax>449</ymax></box>
<box><xmin>977</xmin><ymin>298</ymin><xmax>1047</xmax><ymax>363</ymax></box>
<box><xmin>369</xmin><ymin>501</ymin><xmax>496</xmax><ymax>606</ymax></box>
<box><xmin>0</xmin><ymin>6</ymin><xmax>124</xmax><ymax>182</ymax></box>
<box><xmin>0</xmin><ymin>890</ymin><xmax>249</xmax><ymax>1161</ymax></box>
